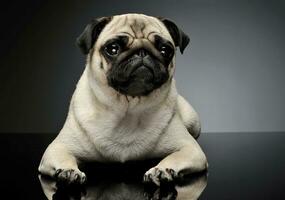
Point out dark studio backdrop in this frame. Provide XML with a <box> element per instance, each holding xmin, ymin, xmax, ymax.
<box><xmin>0</xmin><ymin>0</ymin><xmax>284</xmax><ymax>134</ymax></box>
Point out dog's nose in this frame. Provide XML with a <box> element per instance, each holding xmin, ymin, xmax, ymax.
<box><xmin>136</xmin><ymin>49</ymin><xmax>148</xmax><ymax>57</ymax></box>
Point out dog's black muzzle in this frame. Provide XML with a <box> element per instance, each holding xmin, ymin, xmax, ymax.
<box><xmin>107</xmin><ymin>49</ymin><xmax>169</xmax><ymax>96</ymax></box>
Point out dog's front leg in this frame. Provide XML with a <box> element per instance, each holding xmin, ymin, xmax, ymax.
<box><xmin>144</xmin><ymin>144</ymin><xmax>208</xmax><ymax>186</ymax></box>
<box><xmin>38</xmin><ymin>141</ymin><xmax>86</xmax><ymax>184</ymax></box>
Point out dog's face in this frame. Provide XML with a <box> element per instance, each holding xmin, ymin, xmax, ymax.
<box><xmin>77</xmin><ymin>14</ymin><xmax>189</xmax><ymax>97</ymax></box>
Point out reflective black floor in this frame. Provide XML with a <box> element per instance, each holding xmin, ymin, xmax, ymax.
<box><xmin>1</xmin><ymin>132</ymin><xmax>285</xmax><ymax>199</ymax></box>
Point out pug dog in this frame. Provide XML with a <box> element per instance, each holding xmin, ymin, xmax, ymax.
<box><xmin>38</xmin><ymin>13</ymin><xmax>208</xmax><ymax>186</ymax></box>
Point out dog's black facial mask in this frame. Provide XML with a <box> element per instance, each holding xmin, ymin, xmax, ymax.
<box><xmin>103</xmin><ymin>35</ymin><xmax>174</xmax><ymax>96</ymax></box>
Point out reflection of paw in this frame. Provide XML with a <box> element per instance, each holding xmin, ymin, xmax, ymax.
<box><xmin>152</xmin><ymin>188</ymin><xmax>177</xmax><ymax>200</ymax></box>
<box><xmin>143</xmin><ymin>167</ymin><xmax>179</xmax><ymax>186</ymax></box>
<box><xmin>53</xmin><ymin>184</ymin><xmax>86</xmax><ymax>200</ymax></box>
<box><xmin>54</xmin><ymin>169</ymin><xmax>87</xmax><ymax>185</ymax></box>
<box><xmin>144</xmin><ymin>185</ymin><xmax>177</xmax><ymax>200</ymax></box>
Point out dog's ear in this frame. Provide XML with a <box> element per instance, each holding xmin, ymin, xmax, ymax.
<box><xmin>76</xmin><ymin>17</ymin><xmax>112</xmax><ymax>55</ymax></box>
<box><xmin>158</xmin><ymin>17</ymin><xmax>190</xmax><ymax>54</ymax></box>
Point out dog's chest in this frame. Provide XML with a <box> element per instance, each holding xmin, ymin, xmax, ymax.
<box><xmin>90</xmin><ymin>109</ymin><xmax>172</xmax><ymax>162</ymax></box>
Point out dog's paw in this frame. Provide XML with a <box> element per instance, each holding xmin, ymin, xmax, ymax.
<box><xmin>143</xmin><ymin>167</ymin><xmax>179</xmax><ymax>186</ymax></box>
<box><xmin>54</xmin><ymin>169</ymin><xmax>87</xmax><ymax>185</ymax></box>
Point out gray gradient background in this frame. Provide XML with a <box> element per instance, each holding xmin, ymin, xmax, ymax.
<box><xmin>0</xmin><ymin>0</ymin><xmax>284</xmax><ymax>133</ymax></box>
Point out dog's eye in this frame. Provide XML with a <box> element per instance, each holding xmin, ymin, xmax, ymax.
<box><xmin>105</xmin><ymin>42</ymin><xmax>120</xmax><ymax>56</ymax></box>
<box><xmin>159</xmin><ymin>45</ymin><xmax>173</xmax><ymax>58</ymax></box>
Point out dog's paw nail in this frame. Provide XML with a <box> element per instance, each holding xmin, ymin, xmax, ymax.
<box><xmin>54</xmin><ymin>169</ymin><xmax>63</xmax><ymax>177</ymax></box>
<box><xmin>166</xmin><ymin>168</ymin><xmax>176</xmax><ymax>177</ymax></box>
<box><xmin>74</xmin><ymin>174</ymin><xmax>79</xmax><ymax>181</ymax></box>
<box><xmin>81</xmin><ymin>174</ymin><xmax>87</xmax><ymax>184</ymax></box>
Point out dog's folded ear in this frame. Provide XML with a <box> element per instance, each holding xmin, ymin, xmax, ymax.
<box><xmin>76</xmin><ymin>17</ymin><xmax>112</xmax><ymax>55</ymax></box>
<box><xmin>158</xmin><ymin>17</ymin><xmax>190</xmax><ymax>54</ymax></box>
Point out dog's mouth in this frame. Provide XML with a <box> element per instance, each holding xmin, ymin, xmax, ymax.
<box><xmin>107</xmin><ymin>54</ymin><xmax>169</xmax><ymax>96</ymax></box>
<box><xmin>130</xmin><ymin>64</ymin><xmax>154</xmax><ymax>82</ymax></box>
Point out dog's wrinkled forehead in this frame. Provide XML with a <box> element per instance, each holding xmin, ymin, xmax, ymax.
<box><xmin>76</xmin><ymin>13</ymin><xmax>190</xmax><ymax>55</ymax></box>
<box><xmin>97</xmin><ymin>14</ymin><xmax>173</xmax><ymax>47</ymax></box>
